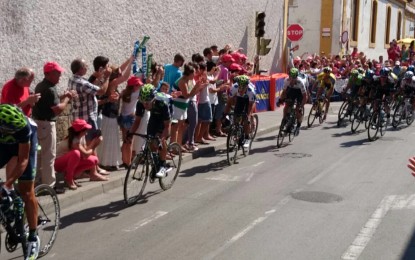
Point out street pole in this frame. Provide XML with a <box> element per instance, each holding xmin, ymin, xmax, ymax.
<box><xmin>255</xmin><ymin>36</ymin><xmax>260</xmax><ymax>75</ymax></box>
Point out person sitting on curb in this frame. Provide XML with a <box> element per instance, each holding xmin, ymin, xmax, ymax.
<box><xmin>55</xmin><ymin>119</ymin><xmax>108</xmax><ymax>190</ymax></box>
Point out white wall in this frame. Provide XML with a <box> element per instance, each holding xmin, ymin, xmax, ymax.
<box><xmin>0</xmin><ymin>0</ymin><xmax>285</xmax><ymax>92</ymax></box>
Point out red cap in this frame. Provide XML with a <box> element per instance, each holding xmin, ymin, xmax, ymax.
<box><xmin>231</xmin><ymin>52</ymin><xmax>242</xmax><ymax>63</ymax></box>
<box><xmin>127</xmin><ymin>76</ymin><xmax>143</xmax><ymax>86</ymax></box>
<box><xmin>72</xmin><ymin>119</ymin><xmax>92</xmax><ymax>132</ymax></box>
<box><xmin>222</xmin><ymin>54</ymin><xmax>235</xmax><ymax>63</ymax></box>
<box><xmin>239</xmin><ymin>54</ymin><xmax>248</xmax><ymax>60</ymax></box>
<box><xmin>44</xmin><ymin>61</ymin><xmax>64</xmax><ymax>73</ymax></box>
<box><xmin>229</xmin><ymin>63</ymin><xmax>242</xmax><ymax>72</ymax></box>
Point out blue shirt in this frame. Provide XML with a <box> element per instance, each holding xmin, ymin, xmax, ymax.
<box><xmin>163</xmin><ymin>64</ymin><xmax>182</xmax><ymax>93</ymax></box>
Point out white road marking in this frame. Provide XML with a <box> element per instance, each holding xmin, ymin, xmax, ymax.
<box><xmin>206</xmin><ymin>174</ymin><xmax>242</xmax><ymax>182</ymax></box>
<box><xmin>341</xmin><ymin>195</ymin><xmax>396</xmax><ymax>260</ymax></box>
<box><xmin>253</xmin><ymin>161</ymin><xmax>265</xmax><ymax>167</ymax></box>
<box><xmin>245</xmin><ymin>172</ymin><xmax>255</xmax><ymax>182</ymax></box>
<box><xmin>203</xmin><ymin>196</ymin><xmax>291</xmax><ymax>260</ymax></box>
<box><xmin>123</xmin><ymin>211</ymin><xmax>168</xmax><ymax>232</ymax></box>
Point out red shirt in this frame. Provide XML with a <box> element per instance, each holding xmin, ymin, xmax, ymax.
<box><xmin>1</xmin><ymin>79</ymin><xmax>31</xmax><ymax>116</ymax></box>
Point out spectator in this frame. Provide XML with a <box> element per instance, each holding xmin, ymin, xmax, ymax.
<box><xmin>1</xmin><ymin>67</ymin><xmax>40</xmax><ymax>116</ymax></box>
<box><xmin>196</xmin><ymin>62</ymin><xmax>216</xmax><ymax>144</ymax></box>
<box><xmin>351</xmin><ymin>47</ymin><xmax>358</xmax><ymax>59</ymax></box>
<box><xmin>119</xmin><ymin>76</ymin><xmax>143</xmax><ymax>167</ymax></box>
<box><xmin>387</xmin><ymin>42</ymin><xmax>400</xmax><ymax>62</ymax></box>
<box><xmin>211</xmin><ymin>45</ymin><xmax>219</xmax><ymax>56</ymax></box>
<box><xmin>401</xmin><ymin>44</ymin><xmax>409</xmax><ymax>62</ymax></box>
<box><xmin>149</xmin><ymin>61</ymin><xmax>164</xmax><ymax>90</ymax></box>
<box><xmin>55</xmin><ymin>119</ymin><xmax>108</xmax><ymax>190</ymax></box>
<box><xmin>67</xmin><ymin>58</ymin><xmax>112</xmax><ymax>176</ymax></box>
<box><xmin>203</xmin><ymin>47</ymin><xmax>213</xmax><ymax>63</ymax></box>
<box><xmin>163</xmin><ymin>53</ymin><xmax>184</xmax><ymax>93</ymax></box>
<box><xmin>32</xmin><ymin>61</ymin><xmax>75</xmax><ymax>191</ymax></box>
<box><xmin>393</xmin><ymin>61</ymin><xmax>401</xmax><ymax>76</ymax></box>
<box><xmin>97</xmin><ymin>55</ymin><xmax>134</xmax><ymax>171</ymax></box>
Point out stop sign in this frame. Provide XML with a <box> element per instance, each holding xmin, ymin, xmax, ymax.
<box><xmin>287</xmin><ymin>24</ymin><xmax>304</xmax><ymax>41</ymax></box>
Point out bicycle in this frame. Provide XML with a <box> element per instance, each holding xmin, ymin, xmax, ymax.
<box><xmin>337</xmin><ymin>94</ymin><xmax>358</xmax><ymax>126</ymax></box>
<box><xmin>123</xmin><ymin>134</ymin><xmax>182</xmax><ymax>206</ymax></box>
<box><xmin>307</xmin><ymin>92</ymin><xmax>326</xmax><ymax>128</ymax></box>
<box><xmin>0</xmin><ymin>183</ymin><xmax>60</xmax><ymax>258</ymax></box>
<box><xmin>367</xmin><ymin>98</ymin><xmax>389</xmax><ymax>141</ymax></box>
<box><xmin>351</xmin><ymin>100</ymin><xmax>372</xmax><ymax>133</ymax></box>
<box><xmin>277</xmin><ymin>99</ymin><xmax>300</xmax><ymax>148</ymax></box>
<box><xmin>226</xmin><ymin>113</ymin><xmax>253</xmax><ymax>165</ymax></box>
<box><xmin>392</xmin><ymin>94</ymin><xmax>414</xmax><ymax>128</ymax></box>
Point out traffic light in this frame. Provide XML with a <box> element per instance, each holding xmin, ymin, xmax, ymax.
<box><xmin>259</xmin><ymin>38</ymin><xmax>271</xmax><ymax>55</ymax></box>
<box><xmin>255</xmin><ymin>12</ymin><xmax>266</xmax><ymax>37</ymax></box>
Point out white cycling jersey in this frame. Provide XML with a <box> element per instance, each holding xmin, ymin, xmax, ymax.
<box><xmin>283</xmin><ymin>77</ymin><xmax>307</xmax><ymax>94</ymax></box>
<box><xmin>229</xmin><ymin>83</ymin><xmax>256</xmax><ymax>102</ymax></box>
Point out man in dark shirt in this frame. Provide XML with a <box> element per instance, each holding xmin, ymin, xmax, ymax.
<box><xmin>32</xmin><ymin>61</ymin><xmax>75</xmax><ymax>190</ymax></box>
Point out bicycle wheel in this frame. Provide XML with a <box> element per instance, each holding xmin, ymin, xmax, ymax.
<box><xmin>277</xmin><ymin>118</ymin><xmax>287</xmax><ymax>148</ymax></box>
<box><xmin>159</xmin><ymin>142</ymin><xmax>182</xmax><ymax>191</ymax></box>
<box><xmin>288</xmin><ymin>119</ymin><xmax>296</xmax><ymax>142</ymax></box>
<box><xmin>250</xmin><ymin>114</ymin><xmax>259</xmax><ymax>140</ymax></box>
<box><xmin>226</xmin><ymin>127</ymin><xmax>238</xmax><ymax>165</ymax></box>
<box><xmin>392</xmin><ymin>104</ymin><xmax>403</xmax><ymax>128</ymax></box>
<box><xmin>367</xmin><ymin>112</ymin><xmax>379</xmax><ymax>141</ymax></box>
<box><xmin>351</xmin><ymin>116</ymin><xmax>361</xmax><ymax>133</ymax></box>
<box><xmin>307</xmin><ymin>104</ymin><xmax>317</xmax><ymax>127</ymax></box>
<box><xmin>34</xmin><ymin>184</ymin><xmax>60</xmax><ymax>258</ymax></box>
<box><xmin>318</xmin><ymin>101</ymin><xmax>326</xmax><ymax>124</ymax></box>
<box><xmin>123</xmin><ymin>153</ymin><xmax>149</xmax><ymax>206</ymax></box>
<box><xmin>337</xmin><ymin>101</ymin><xmax>349</xmax><ymax>126</ymax></box>
<box><xmin>379</xmin><ymin>110</ymin><xmax>387</xmax><ymax>136</ymax></box>
<box><xmin>406</xmin><ymin>108</ymin><xmax>414</xmax><ymax>125</ymax></box>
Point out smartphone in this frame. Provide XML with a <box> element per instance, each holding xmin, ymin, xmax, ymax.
<box><xmin>216</xmin><ymin>79</ymin><xmax>224</xmax><ymax>86</ymax></box>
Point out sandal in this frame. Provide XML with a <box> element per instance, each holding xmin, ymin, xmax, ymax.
<box><xmin>64</xmin><ymin>180</ymin><xmax>77</xmax><ymax>190</ymax></box>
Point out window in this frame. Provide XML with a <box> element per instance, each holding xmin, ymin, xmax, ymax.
<box><xmin>385</xmin><ymin>6</ymin><xmax>391</xmax><ymax>45</ymax></box>
<box><xmin>370</xmin><ymin>0</ymin><xmax>378</xmax><ymax>46</ymax></box>
<box><xmin>397</xmin><ymin>11</ymin><xmax>402</xmax><ymax>40</ymax></box>
<box><xmin>351</xmin><ymin>0</ymin><xmax>360</xmax><ymax>43</ymax></box>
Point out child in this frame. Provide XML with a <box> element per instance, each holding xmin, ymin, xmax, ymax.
<box><xmin>55</xmin><ymin>119</ymin><xmax>108</xmax><ymax>190</ymax></box>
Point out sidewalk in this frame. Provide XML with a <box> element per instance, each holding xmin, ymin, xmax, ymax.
<box><xmin>0</xmin><ymin>102</ymin><xmax>343</xmax><ymax>210</ymax></box>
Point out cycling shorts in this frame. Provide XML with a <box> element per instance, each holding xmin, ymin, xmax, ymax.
<box><xmin>0</xmin><ymin>123</ymin><xmax>38</xmax><ymax>182</ymax></box>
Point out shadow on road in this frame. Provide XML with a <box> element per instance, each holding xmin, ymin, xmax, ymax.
<box><xmin>180</xmin><ymin>159</ymin><xmax>229</xmax><ymax>177</ymax></box>
<box><xmin>59</xmin><ymin>190</ymin><xmax>162</xmax><ymax>229</ymax></box>
<box><xmin>255</xmin><ymin>135</ymin><xmax>277</xmax><ymax>142</ymax></box>
<box><xmin>250</xmin><ymin>144</ymin><xmax>279</xmax><ymax>154</ymax></box>
<box><xmin>339</xmin><ymin>138</ymin><xmax>370</xmax><ymax>148</ymax></box>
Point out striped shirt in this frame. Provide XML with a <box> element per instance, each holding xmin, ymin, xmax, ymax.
<box><xmin>67</xmin><ymin>75</ymin><xmax>100</xmax><ymax>121</ymax></box>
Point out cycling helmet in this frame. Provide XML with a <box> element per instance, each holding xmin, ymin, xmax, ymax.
<box><xmin>323</xmin><ymin>67</ymin><xmax>332</xmax><ymax>74</ymax></box>
<box><xmin>234</xmin><ymin>75</ymin><xmax>250</xmax><ymax>86</ymax></box>
<box><xmin>350</xmin><ymin>69</ymin><xmax>359</xmax><ymax>78</ymax></box>
<box><xmin>289</xmin><ymin>68</ymin><xmax>299</xmax><ymax>78</ymax></box>
<box><xmin>404</xmin><ymin>71</ymin><xmax>414</xmax><ymax>79</ymax></box>
<box><xmin>365</xmin><ymin>69</ymin><xmax>374</xmax><ymax>79</ymax></box>
<box><xmin>408</xmin><ymin>65</ymin><xmax>415</xmax><ymax>73</ymax></box>
<box><xmin>357</xmin><ymin>68</ymin><xmax>365</xmax><ymax>74</ymax></box>
<box><xmin>0</xmin><ymin>104</ymin><xmax>27</xmax><ymax>133</ymax></box>
<box><xmin>380</xmin><ymin>67</ymin><xmax>390</xmax><ymax>77</ymax></box>
<box><xmin>139</xmin><ymin>84</ymin><xmax>156</xmax><ymax>102</ymax></box>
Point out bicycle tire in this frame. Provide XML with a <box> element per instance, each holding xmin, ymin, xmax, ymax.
<box><xmin>367</xmin><ymin>112</ymin><xmax>379</xmax><ymax>141</ymax></box>
<box><xmin>226</xmin><ymin>127</ymin><xmax>238</xmax><ymax>165</ymax></box>
<box><xmin>392</xmin><ymin>104</ymin><xmax>403</xmax><ymax>128</ymax></box>
<box><xmin>123</xmin><ymin>153</ymin><xmax>148</xmax><ymax>206</ymax></box>
<box><xmin>406</xmin><ymin>108</ymin><xmax>414</xmax><ymax>125</ymax></box>
<box><xmin>250</xmin><ymin>114</ymin><xmax>259</xmax><ymax>140</ymax></box>
<box><xmin>288</xmin><ymin>118</ymin><xmax>296</xmax><ymax>142</ymax></box>
<box><xmin>307</xmin><ymin>104</ymin><xmax>317</xmax><ymax>127</ymax></box>
<box><xmin>337</xmin><ymin>101</ymin><xmax>349</xmax><ymax>126</ymax></box>
<box><xmin>379</xmin><ymin>110</ymin><xmax>387</xmax><ymax>137</ymax></box>
<box><xmin>34</xmin><ymin>184</ymin><xmax>60</xmax><ymax>258</ymax></box>
<box><xmin>277</xmin><ymin>119</ymin><xmax>286</xmax><ymax>148</ymax></box>
<box><xmin>159</xmin><ymin>143</ymin><xmax>182</xmax><ymax>191</ymax></box>
<box><xmin>351</xmin><ymin>116</ymin><xmax>361</xmax><ymax>133</ymax></box>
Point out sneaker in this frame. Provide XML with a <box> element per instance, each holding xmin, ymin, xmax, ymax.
<box><xmin>243</xmin><ymin>139</ymin><xmax>251</xmax><ymax>149</ymax></box>
<box><xmin>26</xmin><ymin>236</ymin><xmax>40</xmax><ymax>260</ymax></box>
<box><xmin>155</xmin><ymin>164</ymin><xmax>173</xmax><ymax>178</ymax></box>
<box><xmin>187</xmin><ymin>144</ymin><xmax>199</xmax><ymax>152</ymax></box>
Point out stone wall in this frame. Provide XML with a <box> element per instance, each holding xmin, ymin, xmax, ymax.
<box><xmin>0</xmin><ymin>0</ymin><xmax>285</xmax><ymax>140</ymax></box>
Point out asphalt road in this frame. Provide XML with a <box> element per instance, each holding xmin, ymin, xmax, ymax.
<box><xmin>2</xmin><ymin>114</ymin><xmax>415</xmax><ymax>260</ymax></box>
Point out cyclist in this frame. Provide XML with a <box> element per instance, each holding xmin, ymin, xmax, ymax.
<box><xmin>126</xmin><ymin>84</ymin><xmax>172</xmax><ymax>178</ymax></box>
<box><xmin>0</xmin><ymin>104</ymin><xmax>39</xmax><ymax>260</ymax></box>
<box><xmin>399</xmin><ymin>71</ymin><xmax>415</xmax><ymax>120</ymax></box>
<box><xmin>223</xmin><ymin>75</ymin><xmax>256</xmax><ymax>148</ymax></box>
<box><xmin>278</xmin><ymin>68</ymin><xmax>307</xmax><ymax>136</ymax></box>
<box><xmin>313</xmin><ymin>67</ymin><xmax>336</xmax><ymax>120</ymax></box>
<box><xmin>372</xmin><ymin>67</ymin><xmax>396</xmax><ymax>124</ymax></box>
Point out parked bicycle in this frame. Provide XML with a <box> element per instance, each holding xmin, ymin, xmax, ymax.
<box><xmin>124</xmin><ymin>134</ymin><xmax>182</xmax><ymax>206</ymax></box>
<box><xmin>0</xmin><ymin>183</ymin><xmax>60</xmax><ymax>259</ymax></box>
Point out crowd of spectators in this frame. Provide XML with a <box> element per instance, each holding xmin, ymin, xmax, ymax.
<box><xmin>0</xmin><ymin>43</ymin><xmax>256</xmax><ymax>194</ymax></box>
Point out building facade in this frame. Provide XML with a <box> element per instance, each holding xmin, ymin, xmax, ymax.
<box><xmin>288</xmin><ymin>0</ymin><xmax>415</xmax><ymax>59</ymax></box>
